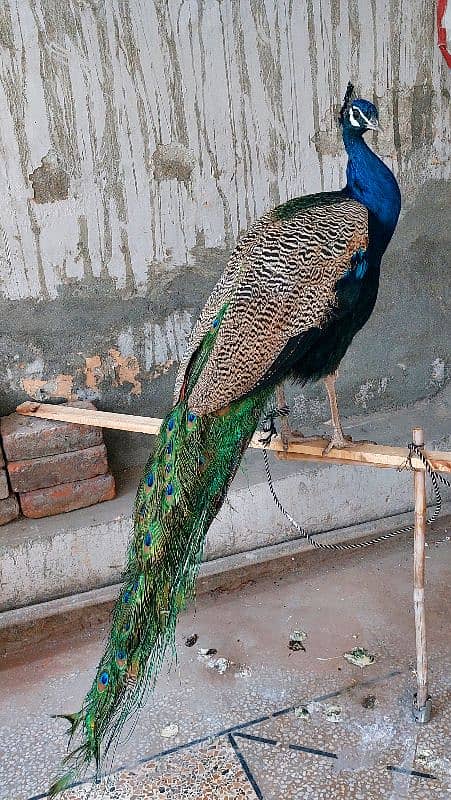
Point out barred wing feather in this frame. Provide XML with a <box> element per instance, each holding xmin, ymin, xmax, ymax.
<box><xmin>185</xmin><ymin>196</ymin><xmax>368</xmax><ymax>416</ymax></box>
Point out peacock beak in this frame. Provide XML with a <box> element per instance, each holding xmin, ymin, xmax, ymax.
<box><xmin>367</xmin><ymin>117</ymin><xmax>381</xmax><ymax>131</ymax></box>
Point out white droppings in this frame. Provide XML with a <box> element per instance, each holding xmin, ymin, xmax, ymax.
<box><xmin>160</xmin><ymin>722</ymin><xmax>179</xmax><ymax>738</ymax></box>
<box><xmin>209</xmin><ymin>657</ymin><xmax>230</xmax><ymax>674</ymax></box>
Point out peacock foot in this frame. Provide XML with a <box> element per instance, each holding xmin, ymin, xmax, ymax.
<box><xmin>280</xmin><ymin>425</ymin><xmax>306</xmax><ymax>451</ymax></box>
<box><xmin>322</xmin><ymin>432</ymin><xmax>352</xmax><ymax>455</ymax></box>
<box><xmin>322</xmin><ymin>434</ymin><xmax>376</xmax><ymax>456</ymax></box>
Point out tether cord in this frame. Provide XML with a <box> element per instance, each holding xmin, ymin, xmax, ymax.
<box><xmin>263</xmin><ymin>443</ymin><xmax>450</xmax><ymax>551</ymax></box>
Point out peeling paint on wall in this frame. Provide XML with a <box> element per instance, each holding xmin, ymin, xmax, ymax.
<box><xmin>29</xmin><ymin>151</ymin><xmax>70</xmax><ymax>204</ymax></box>
<box><xmin>152</xmin><ymin>144</ymin><xmax>196</xmax><ymax>182</ymax></box>
<box><xmin>10</xmin><ymin>310</ymin><xmax>193</xmax><ymax>404</ymax></box>
<box><xmin>0</xmin><ymin>0</ymin><xmax>449</xmax><ymax>302</ymax></box>
<box><xmin>103</xmin><ymin>350</ymin><xmax>142</xmax><ymax>397</ymax></box>
<box><xmin>354</xmin><ymin>377</ymin><xmax>390</xmax><ymax>410</ymax></box>
<box><xmin>21</xmin><ymin>373</ymin><xmax>74</xmax><ymax>401</ymax></box>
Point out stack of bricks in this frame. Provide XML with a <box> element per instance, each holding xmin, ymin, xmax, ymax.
<box><xmin>0</xmin><ymin>439</ymin><xmax>19</xmax><ymax>526</ymax></box>
<box><xmin>1</xmin><ymin>401</ymin><xmax>116</xmax><ymax>519</ymax></box>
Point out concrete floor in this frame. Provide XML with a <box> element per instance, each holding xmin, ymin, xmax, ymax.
<box><xmin>0</xmin><ymin>519</ymin><xmax>450</xmax><ymax>799</ymax></box>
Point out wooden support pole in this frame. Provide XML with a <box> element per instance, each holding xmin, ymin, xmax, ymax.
<box><xmin>412</xmin><ymin>426</ymin><xmax>432</xmax><ymax>723</ymax></box>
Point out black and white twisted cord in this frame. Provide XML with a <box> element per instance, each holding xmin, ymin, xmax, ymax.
<box><xmin>262</xmin><ymin>442</ymin><xmax>450</xmax><ymax>552</ymax></box>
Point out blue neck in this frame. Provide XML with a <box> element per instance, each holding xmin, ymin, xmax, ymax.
<box><xmin>343</xmin><ymin>128</ymin><xmax>401</xmax><ymax>249</ymax></box>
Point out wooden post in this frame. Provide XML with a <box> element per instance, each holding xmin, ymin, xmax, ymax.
<box><xmin>412</xmin><ymin>427</ymin><xmax>432</xmax><ymax>723</ymax></box>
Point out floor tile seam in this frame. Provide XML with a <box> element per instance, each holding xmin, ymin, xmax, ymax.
<box><xmin>228</xmin><ymin>733</ymin><xmax>264</xmax><ymax>800</ymax></box>
<box><xmin>24</xmin><ymin>667</ymin><xmax>407</xmax><ymax>800</ymax></box>
<box><xmin>232</xmin><ymin>731</ymin><xmax>438</xmax><ymax>782</ymax></box>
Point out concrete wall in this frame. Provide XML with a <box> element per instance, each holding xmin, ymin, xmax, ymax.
<box><xmin>0</xmin><ymin>1</ymin><xmax>450</xmax><ymax>464</ymax></box>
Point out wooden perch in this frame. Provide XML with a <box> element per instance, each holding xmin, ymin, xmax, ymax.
<box><xmin>15</xmin><ymin>401</ymin><xmax>451</xmax><ymax>474</ymax></box>
<box><xmin>16</xmin><ymin>401</ymin><xmax>162</xmax><ymax>436</ymax></box>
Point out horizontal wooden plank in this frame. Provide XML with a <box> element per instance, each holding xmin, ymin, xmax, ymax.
<box><xmin>16</xmin><ymin>401</ymin><xmax>161</xmax><ymax>436</ymax></box>
<box><xmin>15</xmin><ymin>401</ymin><xmax>451</xmax><ymax>473</ymax></box>
<box><xmin>269</xmin><ymin>439</ymin><xmax>451</xmax><ymax>474</ymax></box>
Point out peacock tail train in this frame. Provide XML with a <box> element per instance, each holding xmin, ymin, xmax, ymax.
<box><xmin>49</xmin><ymin>306</ymin><xmax>271</xmax><ymax>796</ymax></box>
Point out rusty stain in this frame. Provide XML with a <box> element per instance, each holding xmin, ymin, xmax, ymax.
<box><xmin>107</xmin><ymin>349</ymin><xmax>142</xmax><ymax>395</ymax></box>
<box><xmin>84</xmin><ymin>351</ymin><xmax>141</xmax><ymax>395</ymax></box>
<box><xmin>22</xmin><ymin>374</ymin><xmax>74</xmax><ymax>400</ymax></box>
<box><xmin>85</xmin><ymin>355</ymin><xmax>103</xmax><ymax>391</ymax></box>
<box><xmin>148</xmin><ymin>358</ymin><xmax>175</xmax><ymax>381</ymax></box>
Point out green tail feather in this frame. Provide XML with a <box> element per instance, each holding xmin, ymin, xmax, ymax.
<box><xmin>48</xmin><ymin>771</ymin><xmax>77</xmax><ymax>798</ymax></box>
<box><xmin>50</xmin><ymin>306</ymin><xmax>271</xmax><ymax>794</ymax></box>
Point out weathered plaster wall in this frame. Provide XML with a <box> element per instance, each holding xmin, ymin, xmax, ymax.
<box><xmin>0</xmin><ymin>0</ymin><xmax>449</xmax><ymax>460</ymax></box>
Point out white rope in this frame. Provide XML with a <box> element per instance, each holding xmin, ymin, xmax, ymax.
<box><xmin>262</xmin><ymin>443</ymin><xmax>450</xmax><ymax>551</ymax></box>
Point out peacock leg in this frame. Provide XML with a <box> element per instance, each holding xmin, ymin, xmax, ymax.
<box><xmin>323</xmin><ymin>372</ymin><xmax>375</xmax><ymax>454</ymax></box>
<box><xmin>275</xmin><ymin>384</ymin><xmax>306</xmax><ymax>450</ymax></box>
<box><xmin>322</xmin><ymin>371</ymin><xmax>353</xmax><ymax>454</ymax></box>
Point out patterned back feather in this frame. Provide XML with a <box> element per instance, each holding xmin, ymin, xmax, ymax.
<box><xmin>178</xmin><ymin>194</ymin><xmax>368</xmax><ymax>415</ymax></box>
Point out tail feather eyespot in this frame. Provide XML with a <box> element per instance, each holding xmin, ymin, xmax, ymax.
<box><xmin>164</xmin><ymin>483</ymin><xmax>175</xmax><ymax>506</ymax></box>
<box><xmin>97</xmin><ymin>671</ymin><xmax>109</xmax><ymax>693</ymax></box>
<box><xmin>143</xmin><ymin>529</ymin><xmax>153</xmax><ymax>556</ymax></box>
<box><xmin>199</xmin><ymin>452</ymin><xmax>211</xmax><ymax>474</ymax></box>
<box><xmin>187</xmin><ymin>411</ymin><xmax>197</xmax><ymax>431</ymax></box>
<box><xmin>115</xmin><ymin>650</ymin><xmax>127</xmax><ymax>669</ymax></box>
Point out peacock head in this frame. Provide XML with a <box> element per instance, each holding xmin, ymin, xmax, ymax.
<box><xmin>339</xmin><ymin>83</ymin><xmax>380</xmax><ymax>135</ymax></box>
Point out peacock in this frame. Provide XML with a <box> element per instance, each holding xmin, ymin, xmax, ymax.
<box><xmin>49</xmin><ymin>83</ymin><xmax>401</xmax><ymax>795</ymax></box>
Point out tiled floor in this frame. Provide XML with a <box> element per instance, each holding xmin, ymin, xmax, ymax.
<box><xmin>55</xmin><ymin>740</ymin><xmax>257</xmax><ymax>799</ymax></box>
<box><xmin>1</xmin><ymin>519</ymin><xmax>450</xmax><ymax>799</ymax></box>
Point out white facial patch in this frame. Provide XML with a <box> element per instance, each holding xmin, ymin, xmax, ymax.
<box><xmin>351</xmin><ymin>105</ymin><xmax>372</xmax><ymax>127</ymax></box>
<box><xmin>349</xmin><ymin>107</ymin><xmax>360</xmax><ymax>127</ymax></box>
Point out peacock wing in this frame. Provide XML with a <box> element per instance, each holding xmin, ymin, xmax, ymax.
<box><xmin>173</xmin><ymin>211</ymin><xmax>274</xmax><ymax>400</ymax></box>
<box><xmin>187</xmin><ymin>197</ymin><xmax>368</xmax><ymax>416</ymax></box>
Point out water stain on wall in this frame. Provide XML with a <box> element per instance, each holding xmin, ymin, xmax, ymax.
<box><xmin>29</xmin><ymin>151</ymin><xmax>70</xmax><ymax>204</ymax></box>
<box><xmin>152</xmin><ymin>143</ymin><xmax>196</xmax><ymax>182</ymax></box>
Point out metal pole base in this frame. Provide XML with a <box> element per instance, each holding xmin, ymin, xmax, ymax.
<box><xmin>412</xmin><ymin>693</ymin><xmax>432</xmax><ymax>724</ymax></box>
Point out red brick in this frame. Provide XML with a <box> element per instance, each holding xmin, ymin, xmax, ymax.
<box><xmin>0</xmin><ymin>495</ymin><xmax>19</xmax><ymax>526</ymax></box>
<box><xmin>7</xmin><ymin>444</ymin><xmax>108</xmax><ymax>493</ymax></box>
<box><xmin>19</xmin><ymin>472</ymin><xmax>116</xmax><ymax>518</ymax></box>
<box><xmin>1</xmin><ymin>402</ymin><xmax>103</xmax><ymax>461</ymax></box>
<box><xmin>0</xmin><ymin>469</ymin><xmax>9</xmax><ymax>500</ymax></box>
